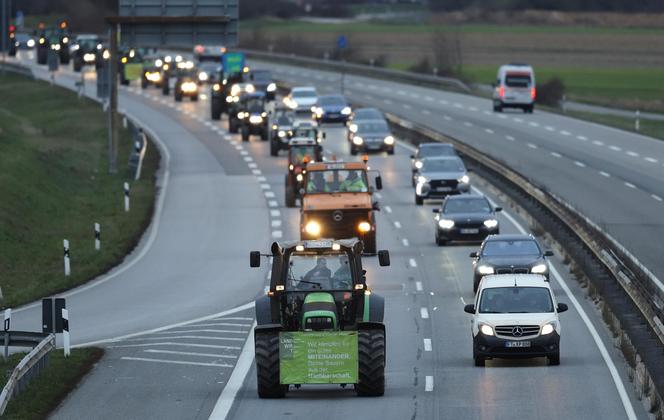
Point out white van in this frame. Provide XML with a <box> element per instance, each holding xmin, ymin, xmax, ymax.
<box><xmin>492</xmin><ymin>63</ymin><xmax>536</xmax><ymax>113</ymax></box>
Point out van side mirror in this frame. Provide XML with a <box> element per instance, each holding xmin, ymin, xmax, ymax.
<box><xmin>557</xmin><ymin>303</ymin><xmax>568</xmax><ymax>313</ymax></box>
<box><xmin>432</xmin><ymin>208</ymin><xmax>440</xmax><ymax>213</ymax></box>
<box><xmin>469</xmin><ymin>251</ymin><xmax>478</xmax><ymax>258</ymax></box>
<box><xmin>250</xmin><ymin>251</ymin><xmax>261</xmax><ymax>267</ymax></box>
<box><xmin>410</xmin><ymin>154</ymin><xmax>415</xmax><ymax>159</ymax></box>
<box><xmin>322</xmin><ymin>132</ymin><xmax>326</xmax><ymax>139</ymax></box>
<box><xmin>494</xmin><ymin>207</ymin><xmax>502</xmax><ymax>212</ymax></box>
<box><xmin>377</xmin><ymin>250</ymin><xmax>390</xmax><ymax>266</ymax></box>
<box><xmin>374</xmin><ymin>176</ymin><xmax>383</xmax><ymax>190</ymax></box>
<box><xmin>464</xmin><ymin>304</ymin><xmax>475</xmax><ymax>314</ymax></box>
<box><xmin>372</xmin><ymin>201</ymin><xmax>380</xmax><ymax>211</ymax></box>
<box><xmin>544</xmin><ymin>250</ymin><xmax>554</xmax><ymax>257</ymax></box>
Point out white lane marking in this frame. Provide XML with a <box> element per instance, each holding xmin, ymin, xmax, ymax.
<box><xmin>425</xmin><ymin>96</ymin><xmax>434</xmax><ymax>102</ymax></box>
<box><xmin>264</xmin><ymin>191</ymin><xmax>275</xmax><ymax>198</ymax></box>
<box><xmin>592</xmin><ymin>140</ymin><xmax>604</xmax><ymax>146</ymax></box>
<box><xmin>155</xmin><ymin>329</ymin><xmax>249</xmax><ymax>335</ymax></box>
<box><xmin>121</xmin><ymin>357</ymin><xmax>234</xmax><ymax>368</ymax></box>
<box><xmin>423</xmin><ymin>109</ymin><xmax>431</xmax><ymax>115</ymax></box>
<box><xmin>645</xmin><ymin>157</ymin><xmax>658</xmax><ymax>163</ymax></box>
<box><xmin>423</xmin><ymin>339</ymin><xmax>432</xmax><ymax>352</ymax></box>
<box><xmin>384</xmin><ymin>205</ymin><xmax>392</xmax><ymax>213</ymax></box>
<box><xmin>551</xmin><ymin>152</ymin><xmax>562</xmax><ymax>158</ymax></box>
<box><xmin>464</xmin><ymin>122</ymin><xmax>473</xmax><ymax>127</ymax></box>
<box><xmin>383</xmin><ymin>99</ymin><xmax>393</xmax><ymax>105</ymax></box>
<box><xmin>497</xmin><ymin>205</ymin><xmax>638</xmax><ymax>420</ymax></box>
<box><xmin>272</xmin><ymin>230</ymin><xmax>283</xmax><ymax>239</ymax></box>
<box><xmin>545</xmin><ymin>126</ymin><xmax>555</xmax><ymax>132</ymax></box>
<box><xmin>574</xmin><ymin>161</ymin><xmax>586</xmax><ymax>168</ymax></box>
<box><xmin>439</xmin><ymin>99</ymin><xmax>449</xmax><ymax>105</ymax></box>
<box><xmin>268</xmin><ymin>200</ymin><xmax>278</xmax><ymax>207</ymax></box>
<box><xmin>513</xmin><ymin>118</ymin><xmax>523</xmax><ymax>123</ymax></box>
<box><xmin>208</xmin><ymin>322</ymin><xmax>256</xmax><ymax>420</ymax></box>
<box><xmin>270</xmin><ymin>210</ymin><xmax>281</xmax><ymax>217</ymax></box>
<box><xmin>125</xmin><ymin>335</ymin><xmax>245</xmax><ymax>342</ymax></box>
<box><xmin>651</xmin><ymin>194</ymin><xmax>663</xmax><ymax>202</ymax></box>
<box><xmin>529</xmin><ymin>122</ymin><xmax>540</xmax><ymax>127</ymax></box>
<box><xmin>108</xmin><ymin>342</ymin><xmax>241</xmax><ymax>350</ymax></box>
<box><xmin>505</xmin><ymin>135</ymin><xmax>515</xmax><ymax>141</ymax></box>
<box><xmin>271</xmin><ymin>220</ymin><xmax>282</xmax><ymax>228</ymax></box>
<box><xmin>420</xmin><ymin>307</ymin><xmax>429</xmax><ymax>319</ymax></box>
<box><xmin>240</xmin><ymin>150</ymin><xmax>249</xmax><ymax>155</ymax></box>
<box><xmin>599</xmin><ymin>171</ymin><xmax>611</xmax><ymax>178</ymax></box>
<box><xmin>459</xmin><ymin>297</ymin><xmax>467</xmax><ymax>305</ymax></box>
<box><xmin>374</xmin><ymin>192</ymin><xmax>382</xmax><ymax>199</ymax></box>
<box><xmin>624</xmin><ymin>182</ymin><xmax>636</xmax><ymax>189</ymax></box>
<box><xmin>443</xmin><ymin>115</ymin><xmax>452</xmax><ymax>121</ymax></box>
<box><xmin>627</xmin><ymin>151</ymin><xmax>639</xmax><ymax>157</ymax></box>
<box><xmin>144</xmin><ymin>349</ymin><xmax>237</xmax><ymax>359</ymax></box>
<box><xmin>415</xmin><ymin>281</ymin><xmax>423</xmax><ymax>291</ymax></box>
<box><xmin>560</xmin><ymin>130</ymin><xmax>571</xmax><ymax>136</ymax></box>
<box><xmin>403</xmin><ymin>104</ymin><xmax>412</xmax><ymax>110</ymax></box>
<box><xmin>497</xmin><ymin>114</ymin><xmax>507</xmax><ymax>119</ymax></box>
<box><xmin>485</xmin><ymin>128</ymin><xmax>494</xmax><ymax>134</ymax></box>
<box><xmin>256</xmin><ymin>176</ymin><xmax>267</xmax><ymax>182</ymax></box>
<box><xmin>260</xmin><ymin>184</ymin><xmax>270</xmax><ymax>190</ymax></box>
<box><xmin>252</xmin><ymin>169</ymin><xmax>262</xmax><ymax>175</ymax></box>
<box><xmin>469</xmin><ymin>106</ymin><xmax>478</xmax><ymax>112</ymax></box>
<box><xmin>527</xmin><ymin>143</ymin><xmax>537</xmax><ymax>149</ymax></box>
<box><xmin>454</xmin><ymin>103</ymin><xmax>463</xmax><ymax>109</ymax></box>
<box><xmin>577</xmin><ymin>135</ymin><xmax>588</xmax><ymax>141</ymax></box>
<box><xmin>243</xmin><ymin>156</ymin><xmax>253</xmax><ymax>162</ymax></box>
<box><xmin>425</xmin><ymin>376</ymin><xmax>434</xmax><ymax>392</ymax></box>
<box><xmin>397</xmin><ymin>90</ymin><xmax>406</xmax><ymax>96</ymax></box>
<box><xmin>248</xmin><ymin>163</ymin><xmax>258</xmax><ymax>169</ymax></box>
<box><xmin>402</xmin><ymin>238</ymin><xmax>410</xmax><ymax>247</ymax></box>
<box><xmin>409</xmin><ymin>258</ymin><xmax>418</xmax><ymax>268</ymax></box>
<box><xmin>394</xmin><ymin>221</ymin><xmax>402</xmax><ymax>229</ymax></box>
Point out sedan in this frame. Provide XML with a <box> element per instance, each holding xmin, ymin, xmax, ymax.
<box><xmin>414</xmin><ymin>156</ymin><xmax>469</xmax><ymax>204</ymax></box>
<box><xmin>284</xmin><ymin>86</ymin><xmax>317</xmax><ymax>114</ymax></box>
<box><xmin>349</xmin><ymin>119</ymin><xmax>395</xmax><ymax>155</ymax></box>
<box><xmin>347</xmin><ymin>108</ymin><xmax>385</xmax><ymax>140</ymax></box>
<box><xmin>470</xmin><ymin>234</ymin><xmax>554</xmax><ymax>292</ymax></box>
<box><xmin>433</xmin><ymin>194</ymin><xmax>501</xmax><ymax>245</ymax></box>
<box><xmin>411</xmin><ymin>142</ymin><xmax>457</xmax><ymax>185</ymax></box>
<box><xmin>312</xmin><ymin>94</ymin><xmax>351</xmax><ymax>123</ymax></box>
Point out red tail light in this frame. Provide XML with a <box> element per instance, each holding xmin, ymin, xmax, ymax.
<box><xmin>530</xmin><ymin>87</ymin><xmax>536</xmax><ymax>100</ymax></box>
<box><xmin>498</xmin><ymin>86</ymin><xmax>505</xmax><ymax>98</ymax></box>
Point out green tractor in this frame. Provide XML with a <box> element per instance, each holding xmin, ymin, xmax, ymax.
<box><xmin>250</xmin><ymin>238</ymin><xmax>390</xmax><ymax>398</ymax></box>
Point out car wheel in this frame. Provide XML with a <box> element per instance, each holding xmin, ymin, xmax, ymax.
<box><xmin>350</xmin><ymin>147</ymin><xmax>358</xmax><ymax>156</ymax></box>
<box><xmin>415</xmin><ymin>194</ymin><xmax>423</xmax><ymax>206</ymax></box>
<box><xmin>436</xmin><ymin>235</ymin><xmax>446</xmax><ymax>246</ymax></box>
<box><xmin>191</xmin><ymin>95</ymin><xmax>199</xmax><ymax>102</ymax></box>
<box><xmin>548</xmin><ymin>352</ymin><xmax>560</xmax><ymax>366</ymax></box>
<box><xmin>241</xmin><ymin>126</ymin><xmax>250</xmax><ymax>142</ymax></box>
<box><xmin>387</xmin><ymin>148</ymin><xmax>395</xmax><ymax>155</ymax></box>
<box><xmin>270</xmin><ymin>139</ymin><xmax>279</xmax><ymax>157</ymax></box>
<box><xmin>260</xmin><ymin>129</ymin><xmax>268</xmax><ymax>141</ymax></box>
<box><xmin>474</xmin><ymin>356</ymin><xmax>485</xmax><ymax>367</ymax></box>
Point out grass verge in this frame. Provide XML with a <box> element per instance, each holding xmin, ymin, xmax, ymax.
<box><xmin>561</xmin><ymin>110</ymin><xmax>664</xmax><ymax>141</ymax></box>
<box><xmin>1</xmin><ymin>347</ymin><xmax>104</xmax><ymax>419</ymax></box>
<box><xmin>0</xmin><ymin>72</ymin><xmax>160</xmax><ymax>309</ymax></box>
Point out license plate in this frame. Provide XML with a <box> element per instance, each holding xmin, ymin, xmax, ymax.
<box><xmin>505</xmin><ymin>341</ymin><xmax>531</xmax><ymax>348</ymax></box>
<box><xmin>436</xmin><ymin>187</ymin><xmax>451</xmax><ymax>192</ymax></box>
<box><xmin>460</xmin><ymin>228</ymin><xmax>479</xmax><ymax>234</ymax></box>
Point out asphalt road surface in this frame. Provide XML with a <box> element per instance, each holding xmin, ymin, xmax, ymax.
<box><xmin>6</xmin><ymin>52</ymin><xmax>648</xmax><ymax>420</ymax></box>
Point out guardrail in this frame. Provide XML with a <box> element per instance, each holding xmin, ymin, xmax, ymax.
<box><xmin>0</xmin><ymin>334</ymin><xmax>56</xmax><ymax>415</ymax></box>
<box><xmin>243</xmin><ymin>49</ymin><xmax>471</xmax><ymax>93</ymax></box>
<box><xmin>384</xmin><ymin>112</ymin><xmax>664</xmax><ymax>413</ymax></box>
<box><xmin>0</xmin><ymin>60</ymin><xmax>35</xmax><ymax>78</ymax></box>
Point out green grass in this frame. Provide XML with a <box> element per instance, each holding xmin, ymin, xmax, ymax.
<box><xmin>563</xmin><ymin>111</ymin><xmax>664</xmax><ymax>141</ymax></box>
<box><xmin>1</xmin><ymin>347</ymin><xmax>104</xmax><ymax>419</ymax></box>
<box><xmin>0</xmin><ymin>73</ymin><xmax>160</xmax><ymax>309</ymax></box>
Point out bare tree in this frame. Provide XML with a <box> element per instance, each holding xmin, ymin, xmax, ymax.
<box><xmin>430</xmin><ymin>27</ymin><xmax>462</xmax><ymax>77</ymax></box>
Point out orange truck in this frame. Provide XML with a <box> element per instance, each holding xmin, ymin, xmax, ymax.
<box><xmin>300</xmin><ymin>159</ymin><xmax>382</xmax><ymax>253</ymax></box>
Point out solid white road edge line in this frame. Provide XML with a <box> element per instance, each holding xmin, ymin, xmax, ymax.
<box><xmin>208</xmin><ymin>321</ymin><xmax>257</xmax><ymax>420</ymax></box>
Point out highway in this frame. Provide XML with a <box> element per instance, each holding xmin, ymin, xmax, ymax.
<box><xmin>7</xmin><ymin>52</ymin><xmax>649</xmax><ymax>419</ymax></box>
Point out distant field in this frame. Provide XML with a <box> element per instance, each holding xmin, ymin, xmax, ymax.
<box><xmin>565</xmin><ymin>111</ymin><xmax>664</xmax><ymax>140</ymax></box>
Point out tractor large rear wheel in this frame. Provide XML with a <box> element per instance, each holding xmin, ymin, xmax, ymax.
<box><xmin>356</xmin><ymin>329</ymin><xmax>385</xmax><ymax>397</ymax></box>
<box><xmin>255</xmin><ymin>332</ymin><xmax>287</xmax><ymax>398</ymax></box>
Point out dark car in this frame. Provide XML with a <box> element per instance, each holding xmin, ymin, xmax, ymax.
<box><xmin>141</xmin><ymin>56</ymin><xmax>166</xmax><ymax>89</ymax></box>
<box><xmin>414</xmin><ymin>156</ymin><xmax>469</xmax><ymax>205</ymax></box>
<box><xmin>470</xmin><ymin>234</ymin><xmax>554</xmax><ymax>292</ymax></box>
<box><xmin>174</xmin><ymin>68</ymin><xmax>200</xmax><ymax>102</ymax></box>
<box><xmin>347</xmin><ymin>107</ymin><xmax>385</xmax><ymax>140</ymax></box>
<box><xmin>71</xmin><ymin>35</ymin><xmax>102</xmax><ymax>72</ymax></box>
<box><xmin>197</xmin><ymin>61</ymin><xmax>221</xmax><ymax>85</ymax></box>
<box><xmin>313</xmin><ymin>94</ymin><xmax>351</xmax><ymax>124</ymax></box>
<box><xmin>13</xmin><ymin>33</ymin><xmax>35</xmax><ymax>50</ymax></box>
<box><xmin>269</xmin><ymin>107</ymin><xmax>296</xmax><ymax>156</ymax></box>
<box><xmin>411</xmin><ymin>142</ymin><xmax>457</xmax><ymax>185</ymax></box>
<box><xmin>247</xmin><ymin>69</ymin><xmax>276</xmax><ymax>101</ymax></box>
<box><xmin>228</xmin><ymin>92</ymin><xmax>268</xmax><ymax>140</ymax></box>
<box><xmin>433</xmin><ymin>195</ymin><xmax>501</xmax><ymax>245</ymax></box>
<box><xmin>349</xmin><ymin>119</ymin><xmax>395</xmax><ymax>155</ymax></box>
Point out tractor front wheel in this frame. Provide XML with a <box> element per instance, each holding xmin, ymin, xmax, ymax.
<box><xmin>356</xmin><ymin>329</ymin><xmax>385</xmax><ymax>397</ymax></box>
<box><xmin>255</xmin><ymin>332</ymin><xmax>288</xmax><ymax>398</ymax></box>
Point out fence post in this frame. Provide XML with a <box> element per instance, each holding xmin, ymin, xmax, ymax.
<box><xmin>124</xmin><ymin>182</ymin><xmax>130</xmax><ymax>212</ymax></box>
<box><xmin>3</xmin><ymin>308</ymin><xmax>10</xmax><ymax>361</ymax></box>
<box><xmin>635</xmin><ymin>110</ymin><xmax>640</xmax><ymax>132</ymax></box>
<box><xmin>94</xmin><ymin>223</ymin><xmax>101</xmax><ymax>251</ymax></box>
<box><xmin>63</xmin><ymin>239</ymin><xmax>71</xmax><ymax>276</ymax></box>
<box><xmin>62</xmin><ymin>309</ymin><xmax>70</xmax><ymax>358</ymax></box>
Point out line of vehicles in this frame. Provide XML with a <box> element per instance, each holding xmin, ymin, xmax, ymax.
<box><xmin>23</xmin><ymin>38</ymin><xmax>566</xmax><ymax>394</ymax></box>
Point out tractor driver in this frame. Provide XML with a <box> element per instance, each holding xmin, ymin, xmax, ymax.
<box><xmin>302</xmin><ymin>257</ymin><xmax>332</xmax><ymax>289</ymax></box>
<box><xmin>307</xmin><ymin>172</ymin><xmax>330</xmax><ymax>193</ymax></box>
<box><xmin>332</xmin><ymin>255</ymin><xmax>352</xmax><ymax>289</ymax></box>
<box><xmin>339</xmin><ymin>170</ymin><xmax>366</xmax><ymax>192</ymax></box>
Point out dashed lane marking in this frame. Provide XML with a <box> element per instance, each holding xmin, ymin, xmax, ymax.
<box><xmin>402</xmin><ymin>238</ymin><xmax>409</xmax><ymax>247</ymax></box>
<box><xmin>551</xmin><ymin>152</ymin><xmax>562</xmax><ymax>158</ymax></box>
<box><xmin>425</xmin><ymin>376</ymin><xmax>434</xmax><ymax>392</ymax></box>
<box><xmin>624</xmin><ymin>182</ymin><xmax>636</xmax><ymax>189</ymax></box>
<box><xmin>144</xmin><ymin>349</ymin><xmax>237</xmax><ymax>359</ymax></box>
<box><xmin>121</xmin><ymin>357</ymin><xmax>234</xmax><ymax>368</ymax></box>
<box><xmin>415</xmin><ymin>281</ymin><xmax>423</xmax><ymax>291</ymax></box>
<box><xmin>409</xmin><ymin>258</ymin><xmax>417</xmax><ymax>268</ymax></box>
<box><xmin>574</xmin><ymin>161</ymin><xmax>586</xmax><ymax>168</ymax></box>
<box><xmin>420</xmin><ymin>307</ymin><xmax>429</xmax><ymax>319</ymax></box>
<box><xmin>600</xmin><ymin>171</ymin><xmax>611</xmax><ymax>177</ymax></box>
<box><xmin>394</xmin><ymin>221</ymin><xmax>402</xmax><ymax>229</ymax></box>
<box><xmin>384</xmin><ymin>205</ymin><xmax>392</xmax><ymax>213</ymax></box>
<box><xmin>423</xmin><ymin>339</ymin><xmax>432</xmax><ymax>352</ymax></box>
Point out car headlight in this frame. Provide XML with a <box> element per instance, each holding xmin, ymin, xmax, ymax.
<box><xmin>305</xmin><ymin>221</ymin><xmax>321</xmax><ymax>236</ymax></box>
<box><xmin>417</xmin><ymin>176</ymin><xmax>428</xmax><ymax>185</ymax></box>
<box><xmin>296</xmin><ymin>174</ymin><xmax>303</xmax><ymax>182</ymax></box>
<box><xmin>438</xmin><ymin>219</ymin><xmax>455</xmax><ymax>229</ymax></box>
<box><xmin>477</xmin><ymin>265</ymin><xmax>494</xmax><ymax>275</ymax></box>
<box><xmin>27</xmin><ymin>39</ymin><xmax>35</xmax><ymax>48</ymax></box>
<box><xmin>414</xmin><ymin>160</ymin><xmax>423</xmax><ymax>169</ymax></box>
<box><xmin>155</xmin><ymin>59</ymin><xmax>163</xmax><ymax>67</ymax></box>
<box><xmin>249</xmin><ymin>115</ymin><xmax>263</xmax><ymax>124</ymax></box>
<box><xmin>483</xmin><ymin>219</ymin><xmax>498</xmax><ymax>229</ymax></box>
<box><xmin>181</xmin><ymin>82</ymin><xmax>198</xmax><ymax>93</ymax></box>
<box><xmin>349</xmin><ymin>124</ymin><xmax>358</xmax><ymax>133</ymax></box>
<box><xmin>52</xmin><ymin>44</ymin><xmax>61</xmax><ymax>51</ymax></box>
<box><xmin>277</xmin><ymin>130</ymin><xmax>286</xmax><ymax>138</ymax></box>
<box><xmin>246</xmin><ymin>84</ymin><xmax>255</xmax><ymax>93</ymax></box>
<box><xmin>384</xmin><ymin>135</ymin><xmax>395</xmax><ymax>145</ymax></box>
<box><xmin>341</xmin><ymin>106</ymin><xmax>352</xmax><ymax>115</ymax></box>
<box><xmin>198</xmin><ymin>72</ymin><xmax>208</xmax><ymax>82</ymax></box>
<box><xmin>358</xmin><ymin>222</ymin><xmax>371</xmax><ymax>233</ymax></box>
<box><xmin>213</xmin><ymin>83</ymin><xmax>220</xmax><ymax>92</ymax></box>
<box><xmin>458</xmin><ymin>175</ymin><xmax>470</xmax><ymax>184</ymax></box>
<box><xmin>39</xmin><ymin>38</ymin><xmax>45</xmax><ymax>45</ymax></box>
<box><xmin>352</xmin><ymin>136</ymin><xmax>364</xmax><ymax>145</ymax></box>
<box><xmin>102</xmin><ymin>50</ymin><xmax>110</xmax><ymax>60</ymax></box>
<box><xmin>267</xmin><ymin>83</ymin><xmax>277</xmax><ymax>92</ymax></box>
<box><xmin>237</xmin><ymin>112</ymin><xmax>246</xmax><ymax>119</ymax></box>
<box><xmin>226</xmin><ymin>96</ymin><xmax>233</xmax><ymax>103</ymax></box>
<box><xmin>480</xmin><ymin>324</ymin><xmax>494</xmax><ymax>336</ymax></box>
<box><xmin>531</xmin><ymin>263</ymin><xmax>548</xmax><ymax>274</ymax></box>
<box><xmin>62</xmin><ymin>37</ymin><xmax>69</xmax><ymax>44</ymax></box>
<box><xmin>289</xmin><ymin>100</ymin><xmax>298</xmax><ymax>109</ymax></box>
<box><xmin>541</xmin><ymin>323</ymin><xmax>556</xmax><ymax>335</ymax></box>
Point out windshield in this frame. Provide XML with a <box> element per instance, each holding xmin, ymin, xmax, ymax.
<box><xmin>293</xmin><ymin>128</ymin><xmax>316</xmax><ymax>138</ymax></box>
<box><xmin>354</xmin><ymin>109</ymin><xmax>383</xmax><ymax>120</ymax></box>
<box><xmin>199</xmin><ymin>62</ymin><xmax>219</xmax><ymax>73</ymax></box>
<box><xmin>444</xmin><ymin>198</ymin><xmax>491</xmax><ymax>214</ymax></box>
<box><xmin>479</xmin><ymin>287</ymin><xmax>553</xmax><ymax>313</ymax></box>
<box><xmin>482</xmin><ymin>240</ymin><xmax>541</xmax><ymax>257</ymax></box>
<box><xmin>419</xmin><ymin>144</ymin><xmax>456</xmax><ymax>157</ymax></box>
<box><xmin>276</xmin><ymin>116</ymin><xmax>293</xmax><ymax>125</ymax></box>
<box><xmin>306</xmin><ymin>169</ymin><xmax>368</xmax><ymax>193</ymax></box>
<box><xmin>422</xmin><ymin>158</ymin><xmax>465</xmax><ymax>172</ymax></box>
<box><xmin>78</xmin><ymin>39</ymin><xmax>98</xmax><ymax>50</ymax></box>
<box><xmin>320</xmin><ymin>96</ymin><xmax>346</xmax><ymax>106</ymax></box>
<box><xmin>250</xmin><ymin>70</ymin><xmax>272</xmax><ymax>81</ymax></box>
<box><xmin>287</xmin><ymin>253</ymin><xmax>353</xmax><ymax>291</ymax></box>
<box><xmin>357</xmin><ymin>121</ymin><xmax>389</xmax><ymax>134</ymax></box>
<box><xmin>505</xmin><ymin>74</ymin><xmax>532</xmax><ymax>88</ymax></box>
<box><xmin>293</xmin><ymin>90</ymin><xmax>316</xmax><ymax>98</ymax></box>
<box><xmin>246</xmin><ymin>98</ymin><xmax>264</xmax><ymax>112</ymax></box>
<box><xmin>290</xmin><ymin>146</ymin><xmax>316</xmax><ymax>165</ymax></box>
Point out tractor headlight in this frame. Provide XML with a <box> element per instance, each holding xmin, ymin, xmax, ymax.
<box><xmin>341</xmin><ymin>106</ymin><xmax>351</xmax><ymax>115</ymax></box>
<box><xmin>438</xmin><ymin>219</ymin><xmax>455</xmax><ymax>229</ymax></box>
<box><xmin>480</xmin><ymin>324</ymin><xmax>495</xmax><ymax>336</ymax></box>
<box><xmin>181</xmin><ymin>82</ymin><xmax>198</xmax><ymax>93</ymax></box>
<box><xmin>531</xmin><ymin>263</ymin><xmax>548</xmax><ymax>274</ymax></box>
<box><xmin>213</xmin><ymin>83</ymin><xmax>220</xmax><ymax>92</ymax></box>
<box><xmin>296</xmin><ymin>174</ymin><xmax>303</xmax><ymax>182</ymax></box>
<box><xmin>349</xmin><ymin>123</ymin><xmax>358</xmax><ymax>133</ymax></box>
<box><xmin>477</xmin><ymin>265</ymin><xmax>494</xmax><ymax>275</ymax></box>
<box><xmin>384</xmin><ymin>135</ymin><xmax>395</xmax><ymax>145</ymax></box>
<box><xmin>278</xmin><ymin>130</ymin><xmax>286</xmax><ymax>138</ymax></box>
<box><xmin>267</xmin><ymin>82</ymin><xmax>277</xmax><ymax>92</ymax></box>
<box><xmin>352</xmin><ymin>136</ymin><xmax>364</xmax><ymax>145</ymax></box>
<box><xmin>198</xmin><ymin>71</ymin><xmax>208</xmax><ymax>82</ymax></box>
<box><xmin>414</xmin><ymin>160</ymin><xmax>423</xmax><ymax>169</ymax></box>
<box><xmin>27</xmin><ymin>39</ymin><xmax>35</xmax><ymax>48</ymax></box>
<box><xmin>305</xmin><ymin>221</ymin><xmax>321</xmax><ymax>236</ymax></box>
<box><xmin>249</xmin><ymin>115</ymin><xmax>263</xmax><ymax>124</ymax></box>
<box><xmin>237</xmin><ymin>112</ymin><xmax>246</xmax><ymax>119</ymax></box>
<box><xmin>358</xmin><ymin>222</ymin><xmax>371</xmax><ymax>233</ymax></box>
<box><xmin>458</xmin><ymin>175</ymin><xmax>470</xmax><ymax>184</ymax></box>
<box><xmin>83</xmin><ymin>53</ymin><xmax>96</xmax><ymax>62</ymax></box>
<box><xmin>483</xmin><ymin>219</ymin><xmax>498</xmax><ymax>229</ymax></box>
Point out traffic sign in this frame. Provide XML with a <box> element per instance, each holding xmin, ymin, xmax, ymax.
<box><xmin>15</xmin><ymin>10</ymin><xmax>23</xmax><ymax>30</ymax></box>
<box><xmin>337</xmin><ymin>34</ymin><xmax>347</xmax><ymax>50</ymax></box>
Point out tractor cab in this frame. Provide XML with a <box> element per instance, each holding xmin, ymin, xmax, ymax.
<box><xmin>290</xmin><ymin>120</ymin><xmax>324</xmax><ymax>144</ymax></box>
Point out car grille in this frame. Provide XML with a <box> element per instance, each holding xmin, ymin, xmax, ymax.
<box><xmin>496</xmin><ymin>267</ymin><xmax>530</xmax><ymax>274</ymax></box>
<box><xmin>309</xmin><ymin>210</ymin><xmax>369</xmax><ymax>239</ymax></box>
<box><xmin>495</xmin><ymin>325</ymin><xmax>540</xmax><ymax>338</ymax></box>
<box><xmin>430</xmin><ymin>179</ymin><xmax>458</xmax><ymax>189</ymax></box>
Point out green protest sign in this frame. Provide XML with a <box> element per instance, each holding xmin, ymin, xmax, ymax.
<box><xmin>280</xmin><ymin>331</ymin><xmax>358</xmax><ymax>384</ymax></box>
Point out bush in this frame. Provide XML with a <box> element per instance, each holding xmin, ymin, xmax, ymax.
<box><xmin>409</xmin><ymin>57</ymin><xmax>434</xmax><ymax>75</ymax></box>
<box><xmin>537</xmin><ymin>77</ymin><xmax>565</xmax><ymax>107</ymax></box>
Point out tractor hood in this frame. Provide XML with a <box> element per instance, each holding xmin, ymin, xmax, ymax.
<box><xmin>303</xmin><ymin>193</ymin><xmax>372</xmax><ymax>211</ymax></box>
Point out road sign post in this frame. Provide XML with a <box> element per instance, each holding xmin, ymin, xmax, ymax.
<box><xmin>337</xmin><ymin>35</ymin><xmax>347</xmax><ymax>93</ymax></box>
